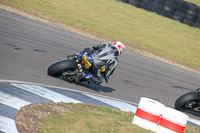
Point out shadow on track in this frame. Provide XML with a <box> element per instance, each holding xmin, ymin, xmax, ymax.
<box><xmin>58</xmin><ymin>76</ymin><xmax>115</xmax><ymax>93</ymax></box>
<box><xmin>79</xmin><ymin>82</ymin><xmax>116</xmax><ymax>93</ymax></box>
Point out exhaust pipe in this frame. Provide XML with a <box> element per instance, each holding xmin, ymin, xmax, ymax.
<box><xmin>62</xmin><ymin>72</ymin><xmax>76</xmax><ymax>76</ymax></box>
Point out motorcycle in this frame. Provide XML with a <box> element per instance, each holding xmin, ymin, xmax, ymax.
<box><xmin>175</xmin><ymin>88</ymin><xmax>200</xmax><ymax>113</ymax></box>
<box><xmin>47</xmin><ymin>47</ymin><xmax>112</xmax><ymax>85</ymax></box>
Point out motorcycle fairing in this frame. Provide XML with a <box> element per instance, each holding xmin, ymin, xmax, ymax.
<box><xmin>82</xmin><ymin>53</ymin><xmax>93</xmax><ymax>69</ymax></box>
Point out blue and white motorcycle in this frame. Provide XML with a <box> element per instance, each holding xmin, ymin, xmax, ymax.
<box><xmin>47</xmin><ymin>43</ymin><xmax>119</xmax><ymax>85</ymax></box>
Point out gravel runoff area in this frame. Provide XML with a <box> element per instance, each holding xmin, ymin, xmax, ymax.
<box><xmin>15</xmin><ymin>102</ymin><xmax>72</xmax><ymax>133</ymax></box>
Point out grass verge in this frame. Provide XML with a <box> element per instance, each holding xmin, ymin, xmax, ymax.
<box><xmin>41</xmin><ymin>103</ymin><xmax>142</xmax><ymax>133</ymax></box>
<box><xmin>0</xmin><ymin>0</ymin><xmax>200</xmax><ymax>72</ymax></box>
<box><xmin>15</xmin><ymin>102</ymin><xmax>200</xmax><ymax>133</ymax></box>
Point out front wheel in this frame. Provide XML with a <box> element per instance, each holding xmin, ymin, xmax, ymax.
<box><xmin>175</xmin><ymin>92</ymin><xmax>200</xmax><ymax>112</ymax></box>
<box><xmin>47</xmin><ymin>59</ymin><xmax>77</xmax><ymax>77</ymax></box>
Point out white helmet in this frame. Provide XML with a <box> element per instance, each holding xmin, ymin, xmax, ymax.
<box><xmin>113</xmin><ymin>41</ymin><xmax>125</xmax><ymax>55</ymax></box>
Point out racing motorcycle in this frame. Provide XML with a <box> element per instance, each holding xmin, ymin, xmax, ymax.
<box><xmin>47</xmin><ymin>46</ymin><xmax>116</xmax><ymax>85</ymax></box>
<box><xmin>175</xmin><ymin>88</ymin><xmax>200</xmax><ymax>113</ymax></box>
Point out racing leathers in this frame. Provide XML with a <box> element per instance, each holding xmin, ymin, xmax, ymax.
<box><xmin>82</xmin><ymin>42</ymin><xmax>119</xmax><ymax>85</ymax></box>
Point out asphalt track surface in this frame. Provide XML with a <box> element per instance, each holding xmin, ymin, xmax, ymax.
<box><xmin>0</xmin><ymin>8</ymin><xmax>200</xmax><ymax>121</ymax></box>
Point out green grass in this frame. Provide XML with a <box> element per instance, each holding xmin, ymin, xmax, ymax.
<box><xmin>40</xmin><ymin>103</ymin><xmax>152</xmax><ymax>133</ymax></box>
<box><xmin>0</xmin><ymin>0</ymin><xmax>200</xmax><ymax>71</ymax></box>
<box><xmin>39</xmin><ymin>103</ymin><xmax>200</xmax><ymax>133</ymax></box>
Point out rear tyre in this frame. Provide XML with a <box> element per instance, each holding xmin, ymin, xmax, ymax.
<box><xmin>47</xmin><ymin>59</ymin><xmax>77</xmax><ymax>77</ymax></box>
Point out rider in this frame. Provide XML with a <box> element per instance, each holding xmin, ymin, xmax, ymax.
<box><xmin>70</xmin><ymin>41</ymin><xmax>125</xmax><ymax>85</ymax></box>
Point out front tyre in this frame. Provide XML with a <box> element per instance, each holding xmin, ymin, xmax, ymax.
<box><xmin>47</xmin><ymin>59</ymin><xmax>77</xmax><ymax>77</ymax></box>
<box><xmin>175</xmin><ymin>92</ymin><xmax>200</xmax><ymax>112</ymax></box>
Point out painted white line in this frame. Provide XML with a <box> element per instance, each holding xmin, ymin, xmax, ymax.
<box><xmin>0</xmin><ymin>79</ymin><xmax>138</xmax><ymax>104</ymax></box>
<box><xmin>0</xmin><ymin>91</ymin><xmax>31</xmax><ymax>110</ymax></box>
<box><xmin>84</xmin><ymin>94</ymin><xmax>137</xmax><ymax>113</ymax></box>
<box><xmin>0</xmin><ymin>115</ymin><xmax>19</xmax><ymax>133</ymax></box>
<box><xmin>189</xmin><ymin>118</ymin><xmax>200</xmax><ymax>126</ymax></box>
<box><xmin>0</xmin><ymin>79</ymin><xmax>138</xmax><ymax>105</ymax></box>
<box><xmin>11</xmin><ymin>83</ymin><xmax>82</xmax><ymax>103</ymax></box>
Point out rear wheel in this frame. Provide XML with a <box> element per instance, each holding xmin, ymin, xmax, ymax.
<box><xmin>47</xmin><ymin>59</ymin><xmax>77</xmax><ymax>77</ymax></box>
